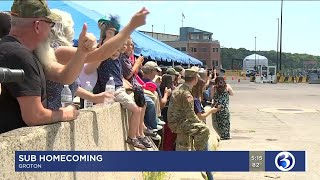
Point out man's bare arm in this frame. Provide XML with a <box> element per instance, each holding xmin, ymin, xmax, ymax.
<box><xmin>45</xmin><ymin>24</ymin><xmax>96</xmax><ymax>84</ymax></box>
<box><xmin>45</xmin><ymin>51</ymin><xmax>87</xmax><ymax>84</ymax></box>
<box><xmin>17</xmin><ymin>96</ymin><xmax>78</xmax><ymax>126</ymax></box>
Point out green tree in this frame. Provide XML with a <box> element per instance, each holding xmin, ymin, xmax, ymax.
<box><xmin>221</xmin><ymin>48</ymin><xmax>320</xmax><ymax>71</ymax></box>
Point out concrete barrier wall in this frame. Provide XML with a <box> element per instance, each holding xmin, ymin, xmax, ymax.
<box><xmin>0</xmin><ymin>103</ymin><xmax>143</xmax><ymax>180</ymax></box>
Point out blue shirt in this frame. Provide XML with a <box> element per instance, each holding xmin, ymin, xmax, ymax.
<box><xmin>194</xmin><ymin>98</ymin><xmax>205</xmax><ymax>114</ymax></box>
<box><xmin>47</xmin><ymin>80</ymin><xmax>79</xmax><ymax>110</ymax></box>
<box><xmin>94</xmin><ymin>58</ymin><xmax>123</xmax><ymax>94</ymax></box>
<box><xmin>119</xmin><ymin>54</ymin><xmax>133</xmax><ymax>82</ymax></box>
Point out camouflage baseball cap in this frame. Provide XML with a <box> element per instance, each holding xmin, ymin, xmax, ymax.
<box><xmin>142</xmin><ymin>61</ymin><xmax>162</xmax><ymax>72</ymax></box>
<box><xmin>184</xmin><ymin>68</ymin><xmax>200</xmax><ymax>78</ymax></box>
<box><xmin>166</xmin><ymin>68</ymin><xmax>180</xmax><ymax>76</ymax></box>
<box><xmin>11</xmin><ymin>0</ymin><xmax>60</xmax><ymax>22</ymax></box>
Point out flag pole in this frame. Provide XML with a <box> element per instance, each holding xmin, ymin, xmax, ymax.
<box><xmin>182</xmin><ymin>14</ymin><xmax>183</xmax><ymax>27</ymax></box>
<box><xmin>182</xmin><ymin>12</ymin><xmax>184</xmax><ymax>27</ymax></box>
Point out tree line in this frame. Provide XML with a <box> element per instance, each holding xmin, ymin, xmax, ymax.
<box><xmin>221</xmin><ymin>47</ymin><xmax>320</xmax><ymax>71</ymax></box>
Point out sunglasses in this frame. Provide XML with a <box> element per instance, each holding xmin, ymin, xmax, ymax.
<box><xmin>36</xmin><ymin>20</ymin><xmax>55</xmax><ymax>28</ymax></box>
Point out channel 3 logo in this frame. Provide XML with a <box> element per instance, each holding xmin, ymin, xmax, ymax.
<box><xmin>275</xmin><ymin>151</ymin><xmax>296</xmax><ymax>171</ymax></box>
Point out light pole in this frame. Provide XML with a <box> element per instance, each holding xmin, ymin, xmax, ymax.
<box><xmin>152</xmin><ymin>25</ymin><xmax>154</xmax><ymax>38</ymax></box>
<box><xmin>279</xmin><ymin>0</ymin><xmax>283</xmax><ymax>72</ymax></box>
<box><xmin>255</xmin><ymin>36</ymin><xmax>257</xmax><ymax>71</ymax></box>
<box><xmin>277</xmin><ymin>18</ymin><xmax>280</xmax><ymax>72</ymax></box>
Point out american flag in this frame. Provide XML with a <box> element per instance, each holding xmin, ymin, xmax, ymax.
<box><xmin>182</xmin><ymin>13</ymin><xmax>185</xmax><ymax>19</ymax></box>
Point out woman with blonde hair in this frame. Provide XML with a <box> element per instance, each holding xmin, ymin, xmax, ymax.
<box><xmin>43</xmin><ymin>9</ymin><xmax>113</xmax><ymax>110</ymax></box>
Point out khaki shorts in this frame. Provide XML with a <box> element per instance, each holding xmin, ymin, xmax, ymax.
<box><xmin>114</xmin><ymin>88</ymin><xmax>136</xmax><ymax>109</ymax></box>
<box><xmin>144</xmin><ymin>90</ymin><xmax>161</xmax><ymax>117</ymax></box>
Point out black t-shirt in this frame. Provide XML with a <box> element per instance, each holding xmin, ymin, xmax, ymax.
<box><xmin>0</xmin><ymin>36</ymin><xmax>47</xmax><ymax>134</ymax></box>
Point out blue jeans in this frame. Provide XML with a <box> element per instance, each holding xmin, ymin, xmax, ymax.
<box><xmin>144</xmin><ymin>95</ymin><xmax>158</xmax><ymax>130</ymax></box>
<box><xmin>205</xmin><ymin>143</ymin><xmax>214</xmax><ymax>180</ymax></box>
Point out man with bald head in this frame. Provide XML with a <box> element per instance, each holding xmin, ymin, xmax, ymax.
<box><xmin>0</xmin><ymin>0</ymin><xmax>96</xmax><ymax>134</ymax></box>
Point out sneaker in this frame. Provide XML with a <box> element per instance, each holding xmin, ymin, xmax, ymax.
<box><xmin>151</xmin><ymin>128</ymin><xmax>158</xmax><ymax>132</ymax></box>
<box><xmin>126</xmin><ymin>137</ymin><xmax>146</xmax><ymax>149</ymax></box>
<box><xmin>151</xmin><ymin>134</ymin><xmax>162</xmax><ymax>141</ymax></box>
<box><xmin>158</xmin><ymin>118</ymin><xmax>166</xmax><ymax>125</ymax></box>
<box><xmin>144</xmin><ymin>131</ymin><xmax>157</xmax><ymax>137</ymax></box>
<box><xmin>157</xmin><ymin>125</ymin><xmax>163</xmax><ymax>131</ymax></box>
<box><xmin>144</xmin><ymin>128</ymin><xmax>157</xmax><ymax>136</ymax></box>
<box><xmin>138</xmin><ymin>136</ymin><xmax>153</xmax><ymax>148</ymax></box>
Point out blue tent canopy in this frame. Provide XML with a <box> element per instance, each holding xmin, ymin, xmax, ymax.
<box><xmin>1</xmin><ymin>0</ymin><xmax>202</xmax><ymax>65</ymax></box>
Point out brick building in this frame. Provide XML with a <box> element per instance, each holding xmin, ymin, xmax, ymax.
<box><xmin>140</xmin><ymin>27</ymin><xmax>221</xmax><ymax>69</ymax></box>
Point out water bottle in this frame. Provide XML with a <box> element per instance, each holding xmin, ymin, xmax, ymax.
<box><xmin>84</xmin><ymin>81</ymin><xmax>94</xmax><ymax>108</ymax></box>
<box><xmin>61</xmin><ymin>85</ymin><xmax>73</xmax><ymax>108</ymax></box>
<box><xmin>104</xmin><ymin>77</ymin><xmax>115</xmax><ymax>105</ymax></box>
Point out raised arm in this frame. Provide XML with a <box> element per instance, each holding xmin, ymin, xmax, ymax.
<box><xmin>160</xmin><ymin>87</ymin><xmax>171</xmax><ymax>109</ymax></box>
<box><xmin>55</xmin><ymin>8</ymin><xmax>150</xmax><ymax>65</ymax></box>
<box><xmin>227</xmin><ymin>84</ymin><xmax>234</xmax><ymax>96</ymax></box>
<box><xmin>45</xmin><ymin>24</ymin><xmax>97</xmax><ymax>84</ymax></box>
<box><xmin>124</xmin><ymin>56</ymin><xmax>144</xmax><ymax>80</ymax></box>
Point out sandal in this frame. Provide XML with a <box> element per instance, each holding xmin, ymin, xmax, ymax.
<box><xmin>126</xmin><ymin>137</ymin><xmax>146</xmax><ymax>149</ymax></box>
<box><xmin>138</xmin><ymin>136</ymin><xmax>153</xmax><ymax>148</ymax></box>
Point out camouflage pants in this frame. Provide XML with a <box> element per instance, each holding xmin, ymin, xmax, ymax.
<box><xmin>216</xmin><ymin>112</ymin><xmax>230</xmax><ymax>139</ymax></box>
<box><xmin>175</xmin><ymin>122</ymin><xmax>210</xmax><ymax>151</ymax></box>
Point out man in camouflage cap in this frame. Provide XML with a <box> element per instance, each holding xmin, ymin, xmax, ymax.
<box><xmin>166</xmin><ymin>67</ymin><xmax>180</xmax><ymax>76</ymax></box>
<box><xmin>166</xmin><ymin>67</ymin><xmax>180</xmax><ymax>82</ymax></box>
<box><xmin>174</xmin><ymin>65</ymin><xmax>185</xmax><ymax>85</ymax></box>
<box><xmin>10</xmin><ymin>0</ymin><xmax>60</xmax><ymax>22</ymax></box>
<box><xmin>0</xmin><ymin>0</ymin><xmax>97</xmax><ymax>134</ymax></box>
<box><xmin>167</xmin><ymin>69</ymin><xmax>210</xmax><ymax>151</ymax></box>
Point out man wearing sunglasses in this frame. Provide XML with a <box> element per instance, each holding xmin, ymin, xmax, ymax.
<box><xmin>0</xmin><ymin>0</ymin><xmax>96</xmax><ymax>134</ymax></box>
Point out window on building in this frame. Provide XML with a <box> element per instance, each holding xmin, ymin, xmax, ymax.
<box><xmin>216</xmin><ymin>48</ymin><xmax>219</xmax><ymax>52</ymax></box>
<box><xmin>202</xmin><ymin>60</ymin><xmax>207</xmax><ymax>66</ymax></box>
<box><xmin>216</xmin><ymin>61</ymin><xmax>219</xmax><ymax>67</ymax></box>
<box><xmin>212</xmin><ymin>48</ymin><xmax>216</xmax><ymax>52</ymax></box>
<box><xmin>191</xmin><ymin>47</ymin><xmax>197</xmax><ymax>52</ymax></box>
<box><xmin>203</xmin><ymin>35</ymin><xmax>210</xmax><ymax>40</ymax></box>
<box><xmin>181</xmin><ymin>47</ymin><xmax>186</xmax><ymax>52</ymax></box>
<box><xmin>190</xmin><ymin>34</ymin><xmax>199</xmax><ymax>40</ymax></box>
<box><xmin>201</xmin><ymin>47</ymin><xmax>207</xmax><ymax>52</ymax></box>
<box><xmin>175</xmin><ymin>47</ymin><xmax>180</xmax><ymax>51</ymax></box>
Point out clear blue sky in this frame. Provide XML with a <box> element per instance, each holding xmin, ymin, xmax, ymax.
<box><xmin>73</xmin><ymin>1</ymin><xmax>320</xmax><ymax>56</ymax></box>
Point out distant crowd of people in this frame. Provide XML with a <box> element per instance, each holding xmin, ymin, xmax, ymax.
<box><xmin>0</xmin><ymin>0</ymin><xmax>234</xmax><ymax>167</ymax></box>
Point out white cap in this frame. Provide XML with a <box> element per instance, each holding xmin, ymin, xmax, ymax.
<box><xmin>109</xmin><ymin>77</ymin><xmax>114</xmax><ymax>80</ymax></box>
<box><xmin>64</xmin><ymin>85</ymin><xmax>68</xmax><ymax>87</ymax></box>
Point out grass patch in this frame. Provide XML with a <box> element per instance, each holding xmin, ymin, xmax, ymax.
<box><xmin>143</xmin><ymin>172</ymin><xmax>167</xmax><ymax>180</ymax></box>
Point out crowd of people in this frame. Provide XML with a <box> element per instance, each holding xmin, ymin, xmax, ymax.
<box><xmin>0</xmin><ymin>1</ymin><xmax>235</xmax><ymax>179</ymax></box>
<box><xmin>0</xmin><ymin>0</ymin><xmax>234</xmax><ymax>173</ymax></box>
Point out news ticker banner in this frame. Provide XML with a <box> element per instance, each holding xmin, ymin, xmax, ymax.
<box><xmin>15</xmin><ymin>151</ymin><xmax>306</xmax><ymax>172</ymax></box>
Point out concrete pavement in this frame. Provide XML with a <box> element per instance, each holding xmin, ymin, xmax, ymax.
<box><xmin>212</xmin><ymin>81</ymin><xmax>320</xmax><ymax>180</ymax></box>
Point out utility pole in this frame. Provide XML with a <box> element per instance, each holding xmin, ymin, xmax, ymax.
<box><xmin>279</xmin><ymin>0</ymin><xmax>284</xmax><ymax>72</ymax></box>
<box><xmin>255</xmin><ymin>36</ymin><xmax>257</xmax><ymax>71</ymax></box>
<box><xmin>277</xmin><ymin>18</ymin><xmax>280</xmax><ymax>72</ymax></box>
